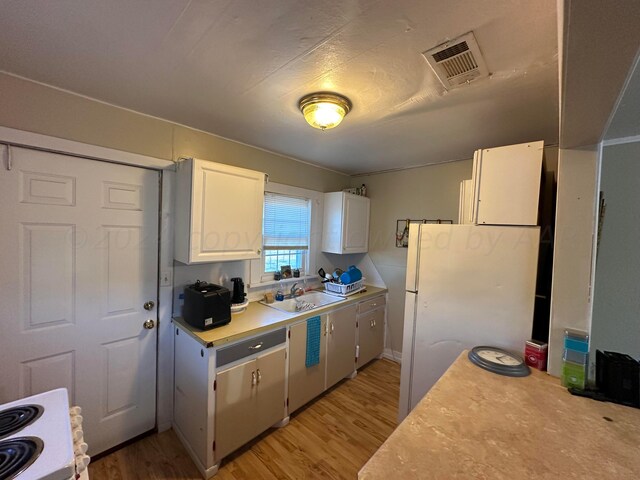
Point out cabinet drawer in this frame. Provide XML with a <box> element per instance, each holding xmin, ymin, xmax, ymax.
<box><xmin>217</xmin><ymin>328</ymin><xmax>286</xmax><ymax>368</ymax></box>
<box><xmin>357</xmin><ymin>295</ymin><xmax>386</xmax><ymax>315</ymax></box>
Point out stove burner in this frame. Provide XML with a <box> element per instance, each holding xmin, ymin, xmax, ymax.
<box><xmin>0</xmin><ymin>437</ymin><xmax>44</xmax><ymax>480</ymax></box>
<box><xmin>0</xmin><ymin>405</ymin><xmax>44</xmax><ymax>440</ymax></box>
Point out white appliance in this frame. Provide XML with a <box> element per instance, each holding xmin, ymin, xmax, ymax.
<box><xmin>399</xmin><ymin>224</ymin><xmax>540</xmax><ymax>420</ymax></box>
<box><xmin>0</xmin><ymin>388</ymin><xmax>90</xmax><ymax>479</ymax></box>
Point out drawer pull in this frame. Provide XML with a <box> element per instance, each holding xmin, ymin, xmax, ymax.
<box><xmin>251</xmin><ymin>371</ymin><xmax>257</xmax><ymax>386</ymax></box>
<box><xmin>330</xmin><ymin>323</ymin><xmax>335</xmax><ymax>334</ymax></box>
<box><xmin>257</xmin><ymin>369</ymin><xmax>262</xmax><ymax>384</ymax></box>
<box><xmin>248</xmin><ymin>342</ymin><xmax>264</xmax><ymax>351</ymax></box>
<box><xmin>372</xmin><ymin>303</ymin><xmax>377</xmax><ymax>307</ymax></box>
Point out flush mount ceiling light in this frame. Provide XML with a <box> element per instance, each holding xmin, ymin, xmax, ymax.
<box><xmin>298</xmin><ymin>92</ymin><xmax>352</xmax><ymax>130</ymax></box>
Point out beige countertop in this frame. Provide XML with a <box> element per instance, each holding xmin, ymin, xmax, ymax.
<box><xmin>173</xmin><ymin>286</ymin><xmax>387</xmax><ymax>348</ymax></box>
<box><xmin>359</xmin><ymin>351</ymin><xmax>640</xmax><ymax>479</ymax></box>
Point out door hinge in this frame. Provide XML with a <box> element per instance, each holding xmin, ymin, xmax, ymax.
<box><xmin>213</xmin><ymin>440</ymin><xmax>216</xmax><ymax>451</ymax></box>
<box><xmin>288</xmin><ymin>330</ymin><xmax>291</xmax><ymax>338</ymax></box>
<box><xmin>285</xmin><ymin>350</ymin><xmax>287</xmax><ymax>359</ymax></box>
<box><xmin>213</xmin><ymin>380</ymin><xmax>217</xmax><ymax>391</ymax></box>
<box><xmin>286</xmin><ymin>398</ymin><xmax>289</xmax><ymax>407</ymax></box>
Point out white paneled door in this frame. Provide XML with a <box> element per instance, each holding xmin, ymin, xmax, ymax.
<box><xmin>0</xmin><ymin>146</ymin><xmax>159</xmax><ymax>455</ymax></box>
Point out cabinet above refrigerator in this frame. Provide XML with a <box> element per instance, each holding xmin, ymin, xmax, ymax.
<box><xmin>468</xmin><ymin>140</ymin><xmax>544</xmax><ymax>226</ymax></box>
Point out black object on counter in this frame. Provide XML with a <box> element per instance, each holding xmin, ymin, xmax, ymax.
<box><xmin>596</xmin><ymin>350</ymin><xmax>640</xmax><ymax>408</ymax></box>
<box><xmin>230</xmin><ymin>277</ymin><xmax>246</xmax><ymax>304</ymax></box>
<box><xmin>183</xmin><ymin>280</ymin><xmax>231</xmax><ymax>330</ymax></box>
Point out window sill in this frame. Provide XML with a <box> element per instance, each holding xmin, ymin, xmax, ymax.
<box><xmin>248</xmin><ymin>275</ymin><xmax>318</xmax><ymax>290</ymax></box>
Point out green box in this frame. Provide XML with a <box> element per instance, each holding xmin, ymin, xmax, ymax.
<box><xmin>562</xmin><ymin>360</ymin><xmax>587</xmax><ymax>389</ymax></box>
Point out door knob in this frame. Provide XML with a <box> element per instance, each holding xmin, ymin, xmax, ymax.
<box><xmin>143</xmin><ymin>319</ymin><xmax>155</xmax><ymax>329</ymax></box>
<box><xmin>143</xmin><ymin>301</ymin><xmax>155</xmax><ymax>311</ymax></box>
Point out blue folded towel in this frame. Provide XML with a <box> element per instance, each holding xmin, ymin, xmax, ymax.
<box><xmin>305</xmin><ymin>316</ymin><xmax>321</xmax><ymax>368</ymax></box>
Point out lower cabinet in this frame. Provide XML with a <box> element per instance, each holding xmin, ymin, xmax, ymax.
<box><xmin>288</xmin><ymin>315</ymin><xmax>328</xmax><ymax>413</ymax></box>
<box><xmin>357</xmin><ymin>307</ymin><xmax>385</xmax><ymax>368</ymax></box>
<box><xmin>326</xmin><ymin>304</ymin><xmax>358</xmax><ymax>389</ymax></box>
<box><xmin>357</xmin><ymin>294</ymin><xmax>386</xmax><ymax>369</ymax></box>
<box><xmin>173</xmin><ymin>293</ymin><xmax>386</xmax><ymax>479</ymax></box>
<box><xmin>215</xmin><ymin>347</ymin><xmax>286</xmax><ymax>461</ymax></box>
<box><xmin>173</xmin><ymin>326</ymin><xmax>287</xmax><ymax>479</ymax></box>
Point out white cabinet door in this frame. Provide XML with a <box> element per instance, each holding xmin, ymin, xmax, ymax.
<box><xmin>357</xmin><ymin>308</ymin><xmax>385</xmax><ymax>369</ymax></box>
<box><xmin>288</xmin><ymin>317</ymin><xmax>327</xmax><ymax>413</ymax></box>
<box><xmin>326</xmin><ymin>304</ymin><xmax>357</xmax><ymax>389</ymax></box>
<box><xmin>322</xmin><ymin>192</ymin><xmax>370</xmax><ymax>254</ymax></box>
<box><xmin>175</xmin><ymin>158</ymin><xmax>264</xmax><ymax>264</ymax></box>
<box><xmin>0</xmin><ymin>147</ymin><xmax>159</xmax><ymax>455</ymax></box>
<box><xmin>214</xmin><ymin>359</ymin><xmax>258</xmax><ymax>461</ymax></box>
<box><xmin>458</xmin><ymin>179</ymin><xmax>473</xmax><ymax>224</ymax></box>
<box><xmin>473</xmin><ymin>141</ymin><xmax>543</xmax><ymax>226</ymax></box>
<box><xmin>255</xmin><ymin>347</ymin><xmax>287</xmax><ymax>433</ymax></box>
<box><xmin>343</xmin><ymin>193</ymin><xmax>370</xmax><ymax>253</ymax></box>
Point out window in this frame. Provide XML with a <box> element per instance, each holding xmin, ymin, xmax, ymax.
<box><xmin>262</xmin><ymin>192</ymin><xmax>311</xmax><ymax>277</ymax></box>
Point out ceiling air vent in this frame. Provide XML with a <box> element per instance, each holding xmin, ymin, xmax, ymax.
<box><xmin>422</xmin><ymin>32</ymin><xmax>488</xmax><ymax>89</ymax></box>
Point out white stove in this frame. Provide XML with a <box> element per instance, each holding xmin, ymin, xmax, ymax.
<box><xmin>0</xmin><ymin>388</ymin><xmax>89</xmax><ymax>480</ymax></box>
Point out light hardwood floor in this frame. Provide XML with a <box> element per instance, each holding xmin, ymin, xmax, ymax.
<box><xmin>91</xmin><ymin>358</ymin><xmax>400</xmax><ymax>480</ymax></box>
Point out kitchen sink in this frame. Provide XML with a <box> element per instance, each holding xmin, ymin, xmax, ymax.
<box><xmin>260</xmin><ymin>291</ymin><xmax>343</xmax><ymax>313</ymax></box>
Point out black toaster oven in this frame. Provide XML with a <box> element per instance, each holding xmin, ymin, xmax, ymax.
<box><xmin>183</xmin><ymin>281</ymin><xmax>231</xmax><ymax>330</ymax></box>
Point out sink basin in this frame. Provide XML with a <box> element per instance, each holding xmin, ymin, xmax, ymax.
<box><xmin>261</xmin><ymin>291</ymin><xmax>342</xmax><ymax>313</ymax></box>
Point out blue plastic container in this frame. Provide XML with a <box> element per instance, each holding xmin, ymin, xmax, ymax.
<box><xmin>339</xmin><ymin>265</ymin><xmax>362</xmax><ymax>285</ymax></box>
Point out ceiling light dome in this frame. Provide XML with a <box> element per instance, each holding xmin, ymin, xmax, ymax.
<box><xmin>298</xmin><ymin>92</ymin><xmax>352</xmax><ymax>130</ymax></box>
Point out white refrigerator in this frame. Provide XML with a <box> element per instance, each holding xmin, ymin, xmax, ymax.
<box><xmin>398</xmin><ymin>223</ymin><xmax>540</xmax><ymax>421</ymax></box>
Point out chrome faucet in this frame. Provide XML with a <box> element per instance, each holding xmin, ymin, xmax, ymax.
<box><xmin>290</xmin><ymin>282</ymin><xmax>304</xmax><ymax>298</ymax></box>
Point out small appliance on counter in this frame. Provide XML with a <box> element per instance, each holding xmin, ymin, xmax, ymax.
<box><xmin>183</xmin><ymin>280</ymin><xmax>231</xmax><ymax>330</ymax></box>
<box><xmin>230</xmin><ymin>277</ymin><xmax>249</xmax><ymax>314</ymax></box>
<box><xmin>230</xmin><ymin>277</ymin><xmax>246</xmax><ymax>304</ymax></box>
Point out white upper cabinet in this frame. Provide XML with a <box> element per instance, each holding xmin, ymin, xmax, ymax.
<box><xmin>322</xmin><ymin>192</ymin><xmax>370</xmax><ymax>254</ymax></box>
<box><xmin>471</xmin><ymin>140</ymin><xmax>543</xmax><ymax>226</ymax></box>
<box><xmin>174</xmin><ymin>158</ymin><xmax>265</xmax><ymax>264</ymax></box>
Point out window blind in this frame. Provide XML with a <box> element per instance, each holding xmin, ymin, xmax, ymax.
<box><xmin>263</xmin><ymin>192</ymin><xmax>311</xmax><ymax>250</ymax></box>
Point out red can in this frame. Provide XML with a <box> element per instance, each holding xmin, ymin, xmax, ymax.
<box><xmin>525</xmin><ymin>340</ymin><xmax>548</xmax><ymax>371</ymax></box>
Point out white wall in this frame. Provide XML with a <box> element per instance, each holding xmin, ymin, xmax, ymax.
<box><xmin>548</xmin><ymin>147</ymin><xmax>598</xmax><ymax>376</ymax></box>
<box><xmin>351</xmin><ymin>160</ymin><xmax>474</xmax><ymax>356</ymax></box>
<box><xmin>0</xmin><ymin>73</ymin><xmax>350</xmax><ymax>434</ymax></box>
<box><xmin>591</xmin><ymin>141</ymin><xmax>640</xmax><ymax>362</ymax></box>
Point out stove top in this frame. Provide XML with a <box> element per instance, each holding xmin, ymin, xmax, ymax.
<box><xmin>0</xmin><ymin>437</ymin><xmax>44</xmax><ymax>479</ymax></box>
<box><xmin>0</xmin><ymin>389</ymin><xmax>75</xmax><ymax>480</ymax></box>
<box><xmin>0</xmin><ymin>406</ymin><xmax>44</xmax><ymax>440</ymax></box>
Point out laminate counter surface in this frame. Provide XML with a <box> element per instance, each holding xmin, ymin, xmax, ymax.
<box><xmin>359</xmin><ymin>351</ymin><xmax>640</xmax><ymax>479</ymax></box>
<box><xmin>173</xmin><ymin>286</ymin><xmax>387</xmax><ymax>347</ymax></box>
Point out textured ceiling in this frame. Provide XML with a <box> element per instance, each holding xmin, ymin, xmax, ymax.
<box><xmin>0</xmin><ymin>0</ymin><xmax>558</xmax><ymax>174</ymax></box>
<box><xmin>605</xmin><ymin>53</ymin><xmax>640</xmax><ymax>141</ymax></box>
<box><xmin>559</xmin><ymin>0</ymin><xmax>640</xmax><ymax>148</ymax></box>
